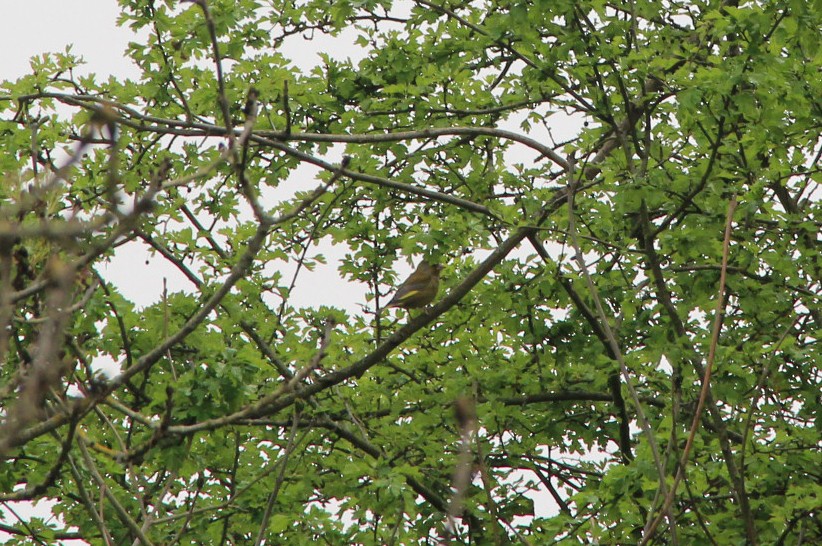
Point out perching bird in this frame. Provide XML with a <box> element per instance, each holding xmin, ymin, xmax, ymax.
<box><xmin>386</xmin><ymin>260</ymin><xmax>444</xmax><ymax>309</ymax></box>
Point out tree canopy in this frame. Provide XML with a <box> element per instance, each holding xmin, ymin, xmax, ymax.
<box><xmin>0</xmin><ymin>0</ymin><xmax>819</xmax><ymax>544</ymax></box>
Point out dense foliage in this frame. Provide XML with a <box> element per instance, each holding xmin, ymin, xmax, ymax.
<box><xmin>1</xmin><ymin>0</ymin><xmax>819</xmax><ymax>543</ymax></box>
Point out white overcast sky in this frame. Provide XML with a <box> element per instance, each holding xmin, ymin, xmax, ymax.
<box><xmin>1</xmin><ymin>2</ymin><xmax>135</xmax><ymax>80</ymax></box>
<box><xmin>0</xmin><ymin>1</ymin><xmax>582</xmax><ymax>328</ymax></box>
<box><xmin>2</xmin><ymin>1</ymin><xmax>585</xmax><ymax>304</ymax></box>
<box><xmin>1</xmin><ymin>1</ymin><xmax>377</xmax><ymax>311</ymax></box>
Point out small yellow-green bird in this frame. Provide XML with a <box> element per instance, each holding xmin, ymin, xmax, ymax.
<box><xmin>386</xmin><ymin>260</ymin><xmax>444</xmax><ymax>309</ymax></box>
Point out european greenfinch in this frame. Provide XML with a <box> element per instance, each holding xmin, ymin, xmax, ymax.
<box><xmin>386</xmin><ymin>261</ymin><xmax>444</xmax><ymax>309</ymax></box>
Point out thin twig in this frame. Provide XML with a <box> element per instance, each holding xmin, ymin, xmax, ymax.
<box><xmin>639</xmin><ymin>196</ymin><xmax>739</xmax><ymax>545</ymax></box>
<box><xmin>254</xmin><ymin>408</ymin><xmax>302</xmax><ymax>546</ymax></box>
<box><xmin>76</xmin><ymin>437</ymin><xmax>156</xmax><ymax>546</ymax></box>
<box><xmin>564</xmin><ymin>153</ymin><xmax>676</xmax><ymax>537</ymax></box>
<box><xmin>444</xmin><ymin>396</ymin><xmax>477</xmax><ymax>540</ymax></box>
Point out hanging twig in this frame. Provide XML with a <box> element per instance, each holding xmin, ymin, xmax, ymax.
<box><xmin>640</xmin><ymin>196</ymin><xmax>739</xmax><ymax>545</ymax></box>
